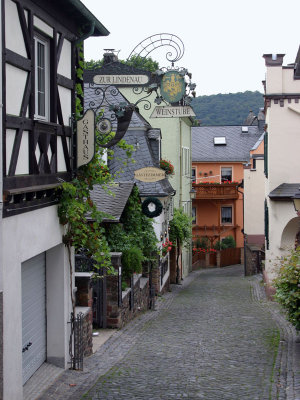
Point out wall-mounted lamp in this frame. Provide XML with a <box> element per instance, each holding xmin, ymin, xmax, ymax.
<box><xmin>160</xmin><ymin>233</ymin><xmax>163</xmax><ymax>241</ymax></box>
<box><xmin>190</xmin><ymin>188</ymin><xmax>196</xmax><ymax>200</ymax></box>
<box><xmin>292</xmin><ymin>190</ymin><xmax>300</xmax><ymax>214</ymax></box>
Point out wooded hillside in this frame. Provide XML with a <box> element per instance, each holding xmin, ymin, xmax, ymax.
<box><xmin>191</xmin><ymin>91</ymin><xmax>264</xmax><ymax>126</ymax></box>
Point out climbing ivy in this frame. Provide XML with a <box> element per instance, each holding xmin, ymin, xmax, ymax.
<box><xmin>105</xmin><ymin>186</ymin><xmax>159</xmax><ymax>269</ymax></box>
<box><xmin>169</xmin><ymin>207</ymin><xmax>192</xmax><ymax>248</ymax></box>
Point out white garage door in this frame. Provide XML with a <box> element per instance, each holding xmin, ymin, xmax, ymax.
<box><xmin>22</xmin><ymin>253</ymin><xmax>46</xmax><ymax>384</ymax></box>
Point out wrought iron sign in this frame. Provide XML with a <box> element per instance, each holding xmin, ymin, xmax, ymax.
<box><xmin>128</xmin><ymin>33</ymin><xmax>197</xmax><ymax>113</ymax></box>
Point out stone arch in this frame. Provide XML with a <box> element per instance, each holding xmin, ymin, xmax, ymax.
<box><xmin>280</xmin><ymin>217</ymin><xmax>300</xmax><ymax>249</ymax></box>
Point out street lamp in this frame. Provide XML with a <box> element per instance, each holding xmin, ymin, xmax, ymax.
<box><xmin>292</xmin><ymin>190</ymin><xmax>300</xmax><ymax>214</ymax></box>
<box><xmin>190</xmin><ymin>188</ymin><xmax>196</xmax><ymax>200</ymax></box>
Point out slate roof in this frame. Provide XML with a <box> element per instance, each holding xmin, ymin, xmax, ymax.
<box><xmin>83</xmin><ymin>82</ymin><xmax>150</xmax><ymax>129</ymax></box>
<box><xmin>90</xmin><ymin>182</ymin><xmax>134</xmax><ymax>222</ymax></box>
<box><xmin>192</xmin><ymin>126</ymin><xmax>262</xmax><ymax>162</ymax></box>
<box><xmin>83</xmin><ymin>76</ymin><xmax>174</xmax><ymax>198</ymax></box>
<box><xmin>269</xmin><ymin>183</ymin><xmax>300</xmax><ymax>200</ymax></box>
<box><xmin>108</xmin><ymin>129</ymin><xmax>175</xmax><ymax>197</ymax></box>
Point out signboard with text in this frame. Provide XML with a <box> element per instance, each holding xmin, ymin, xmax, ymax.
<box><xmin>150</xmin><ymin>106</ymin><xmax>196</xmax><ymax>118</ymax></box>
<box><xmin>134</xmin><ymin>167</ymin><xmax>166</xmax><ymax>182</ymax></box>
<box><xmin>93</xmin><ymin>74</ymin><xmax>149</xmax><ymax>85</ymax></box>
<box><xmin>77</xmin><ymin>109</ymin><xmax>95</xmax><ymax>168</ymax></box>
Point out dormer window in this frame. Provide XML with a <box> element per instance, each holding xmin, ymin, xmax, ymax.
<box><xmin>214</xmin><ymin>137</ymin><xmax>226</xmax><ymax>145</ymax></box>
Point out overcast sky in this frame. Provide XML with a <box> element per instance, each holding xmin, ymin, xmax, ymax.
<box><xmin>82</xmin><ymin>0</ymin><xmax>300</xmax><ymax>96</ymax></box>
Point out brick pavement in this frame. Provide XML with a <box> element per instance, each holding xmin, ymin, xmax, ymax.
<box><xmin>39</xmin><ymin>265</ymin><xmax>300</xmax><ymax>400</ymax></box>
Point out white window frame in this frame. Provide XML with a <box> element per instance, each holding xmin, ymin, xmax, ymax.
<box><xmin>182</xmin><ymin>147</ymin><xmax>190</xmax><ymax>176</ymax></box>
<box><xmin>221</xmin><ymin>205</ymin><xmax>233</xmax><ymax>225</ymax></box>
<box><xmin>220</xmin><ymin>166</ymin><xmax>233</xmax><ymax>183</ymax></box>
<box><xmin>192</xmin><ymin>167</ymin><xmax>196</xmax><ymax>183</ymax></box>
<box><xmin>34</xmin><ymin>34</ymin><xmax>50</xmax><ymax>121</ymax></box>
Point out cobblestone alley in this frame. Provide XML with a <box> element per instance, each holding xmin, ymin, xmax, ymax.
<box><xmin>40</xmin><ymin>265</ymin><xmax>300</xmax><ymax>400</ymax></box>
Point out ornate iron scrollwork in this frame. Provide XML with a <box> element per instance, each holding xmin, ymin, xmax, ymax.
<box><xmin>128</xmin><ymin>33</ymin><xmax>185</xmax><ymax>66</ymax></box>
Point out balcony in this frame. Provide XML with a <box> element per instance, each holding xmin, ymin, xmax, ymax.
<box><xmin>192</xmin><ymin>183</ymin><xmax>239</xmax><ymax>200</ymax></box>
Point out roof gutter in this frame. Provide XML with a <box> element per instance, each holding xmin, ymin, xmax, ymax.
<box><xmin>69</xmin><ymin>0</ymin><xmax>109</xmax><ymax>38</ymax></box>
<box><xmin>74</xmin><ymin>21</ymin><xmax>95</xmax><ymax>45</ymax></box>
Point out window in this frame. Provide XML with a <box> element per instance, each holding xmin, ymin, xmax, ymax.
<box><xmin>192</xmin><ymin>207</ymin><xmax>196</xmax><ymax>224</ymax></box>
<box><xmin>34</xmin><ymin>35</ymin><xmax>49</xmax><ymax>120</ymax></box>
<box><xmin>221</xmin><ymin>167</ymin><xmax>232</xmax><ymax>182</ymax></box>
<box><xmin>192</xmin><ymin>168</ymin><xmax>196</xmax><ymax>183</ymax></box>
<box><xmin>221</xmin><ymin>206</ymin><xmax>232</xmax><ymax>224</ymax></box>
<box><xmin>214</xmin><ymin>137</ymin><xmax>226</xmax><ymax>145</ymax></box>
<box><xmin>182</xmin><ymin>147</ymin><xmax>190</xmax><ymax>176</ymax></box>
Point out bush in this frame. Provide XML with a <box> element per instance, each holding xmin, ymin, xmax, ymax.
<box><xmin>121</xmin><ymin>246</ymin><xmax>143</xmax><ymax>279</ymax></box>
<box><xmin>193</xmin><ymin>236</ymin><xmax>209</xmax><ymax>249</ymax></box>
<box><xmin>274</xmin><ymin>247</ymin><xmax>300</xmax><ymax>331</ymax></box>
<box><xmin>214</xmin><ymin>235</ymin><xmax>236</xmax><ymax>250</ymax></box>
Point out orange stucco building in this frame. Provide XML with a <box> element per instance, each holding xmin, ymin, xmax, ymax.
<box><xmin>192</xmin><ymin>119</ymin><xmax>264</xmax><ymax>249</ymax></box>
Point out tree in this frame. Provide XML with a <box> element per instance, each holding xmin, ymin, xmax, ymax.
<box><xmin>85</xmin><ymin>55</ymin><xmax>159</xmax><ymax>73</ymax></box>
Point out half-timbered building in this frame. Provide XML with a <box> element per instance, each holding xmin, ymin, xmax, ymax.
<box><xmin>0</xmin><ymin>1</ymin><xmax>108</xmax><ymax>398</ymax></box>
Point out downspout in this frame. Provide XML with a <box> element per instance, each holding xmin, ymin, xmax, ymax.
<box><xmin>237</xmin><ymin>186</ymin><xmax>246</xmax><ymax>276</ymax></box>
<box><xmin>179</xmin><ymin>119</ymin><xmax>182</xmax><ymax>207</ymax></box>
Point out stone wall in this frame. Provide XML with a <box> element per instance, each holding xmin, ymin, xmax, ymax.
<box><xmin>245</xmin><ymin>244</ymin><xmax>264</xmax><ymax>276</ymax></box>
<box><xmin>75</xmin><ymin>275</ymin><xmax>93</xmax><ymax>358</ymax></box>
<box><xmin>82</xmin><ymin>310</ymin><xmax>93</xmax><ymax>357</ymax></box>
<box><xmin>106</xmin><ymin>274</ymin><xmax>149</xmax><ymax>329</ymax></box>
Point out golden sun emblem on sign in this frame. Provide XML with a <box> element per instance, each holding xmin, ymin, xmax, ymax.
<box><xmin>161</xmin><ymin>71</ymin><xmax>185</xmax><ymax>103</ymax></box>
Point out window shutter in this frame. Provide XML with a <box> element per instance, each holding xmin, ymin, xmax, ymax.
<box><xmin>264</xmin><ymin>131</ymin><xmax>268</xmax><ymax>178</ymax></box>
<box><xmin>264</xmin><ymin>199</ymin><xmax>269</xmax><ymax>250</ymax></box>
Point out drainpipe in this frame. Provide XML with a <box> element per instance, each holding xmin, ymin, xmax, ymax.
<box><xmin>237</xmin><ymin>185</ymin><xmax>246</xmax><ymax>276</ymax></box>
<box><xmin>179</xmin><ymin>119</ymin><xmax>183</xmax><ymax>207</ymax></box>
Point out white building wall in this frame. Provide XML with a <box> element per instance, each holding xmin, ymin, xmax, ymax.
<box><xmin>264</xmin><ymin>56</ymin><xmax>300</xmax><ymax>283</ymax></box>
<box><xmin>244</xmin><ymin>160</ymin><xmax>265</xmax><ymax>235</ymax></box>
<box><xmin>2</xmin><ymin>206</ymin><xmax>71</xmax><ymax>400</ymax></box>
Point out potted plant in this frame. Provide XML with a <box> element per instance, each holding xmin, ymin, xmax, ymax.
<box><xmin>160</xmin><ymin>159</ymin><xmax>174</xmax><ymax>176</ymax></box>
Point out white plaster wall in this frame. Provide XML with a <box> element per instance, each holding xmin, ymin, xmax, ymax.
<box><xmin>6</xmin><ymin>129</ymin><xmax>29</xmax><ymax>175</ymax></box>
<box><xmin>58</xmin><ymin>39</ymin><xmax>72</xmax><ymax>79</ymax></box>
<box><xmin>46</xmin><ymin>245</ymin><xmax>72</xmax><ymax>369</ymax></box>
<box><xmin>58</xmin><ymin>86</ymin><xmax>72</xmax><ymax>126</ymax></box>
<box><xmin>57</xmin><ymin>136</ymin><xmax>67</xmax><ymax>172</ymax></box>
<box><xmin>2</xmin><ymin>206</ymin><xmax>69</xmax><ymax>400</ymax></box>
<box><xmin>244</xmin><ymin>160</ymin><xmax>265</xmax><ymax>235</ymax></box>
<box><xmin>33</xmin><ymin>16</ymin><xmax>53</xmax><ymax>38</ymax></box>
<box><xmin>265</xmin><ymin>200</ymin><xmax>297</xmax><ymax>282</ymax></box>
<box><xmin>267</xmin><ymin>102</ymin><xmax>300</xmax><ymax>193</ymax></box>
<box><xmin>6</xmin><ymin>64</ymin><xmax>28</xmax><ymax>116</ymax></box>
<box><xmin>5</xmin><ymin>0</ymin><xmax>27</xmax><ymax>57</ymax></box>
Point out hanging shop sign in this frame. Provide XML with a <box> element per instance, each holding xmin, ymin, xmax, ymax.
<box><xmin>93</xmin><ymin>74</ymin><xmax>149</xmax><ymax>85</ymax></box>
<box><xmin>142</xmin><ymin>197</ymin><xmax>163</xmax><ymax>218</ymax></box>
<box><xmin>76</xmin><ymin>109</ymin><xmax>95</xmax><ymax>168</ymax></box>
<box><xmin>150</xmin><ymin>106</ymin><xmax>195</xmax><ymax>118</ymax></box>
<box><xmin>160</xmin><ymin>71</ymin><xmax>186</xmax><ymax>104</ymax></box>
<box><xmin>134</xmin><ymin>167</ymin><xmax>166</xmax><ymax>182</ymax></box>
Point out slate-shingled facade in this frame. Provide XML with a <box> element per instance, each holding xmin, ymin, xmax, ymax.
<box><xmin>84</xmin><ymin>73</ymin><xmax>175</xmax><ymax>293</ymax></box>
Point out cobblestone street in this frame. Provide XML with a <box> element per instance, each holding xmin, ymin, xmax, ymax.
<box><xmin>40</xmin><ymin>265</ymin><xmax>300</xmax><ymax>400</ymax></box>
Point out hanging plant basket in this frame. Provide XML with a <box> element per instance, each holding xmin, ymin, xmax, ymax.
<box><xmin>160</xmin><ymin>159</ymin><xmax>174</xmax><ymax>176</ymax></box>
<box><xmin>142</xmin><ymin>197</ymin><xmax>163</xmax><ymax>218</ymax></box>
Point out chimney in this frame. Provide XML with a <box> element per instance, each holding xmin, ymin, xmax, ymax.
<box><xmin>103</xmin><ymin>49</ymin><xmax>119</xmax><ymax>65</ymax></box>
<box><xmin>263</xmin><ymin>54</ymin><xmax>285</xmax><ymax>66</ymax></box>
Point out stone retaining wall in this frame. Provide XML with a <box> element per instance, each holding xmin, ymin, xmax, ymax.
<box><xmin>107</xmin><ymin>274</ymin><xmax>149</xmax><ymax>329</ymax></box>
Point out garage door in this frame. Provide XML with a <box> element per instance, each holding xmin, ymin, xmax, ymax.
<box><xmin>22</xmin><ymin>253</ymin><xmax>46</xmax><ymax>384</ymax></box>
